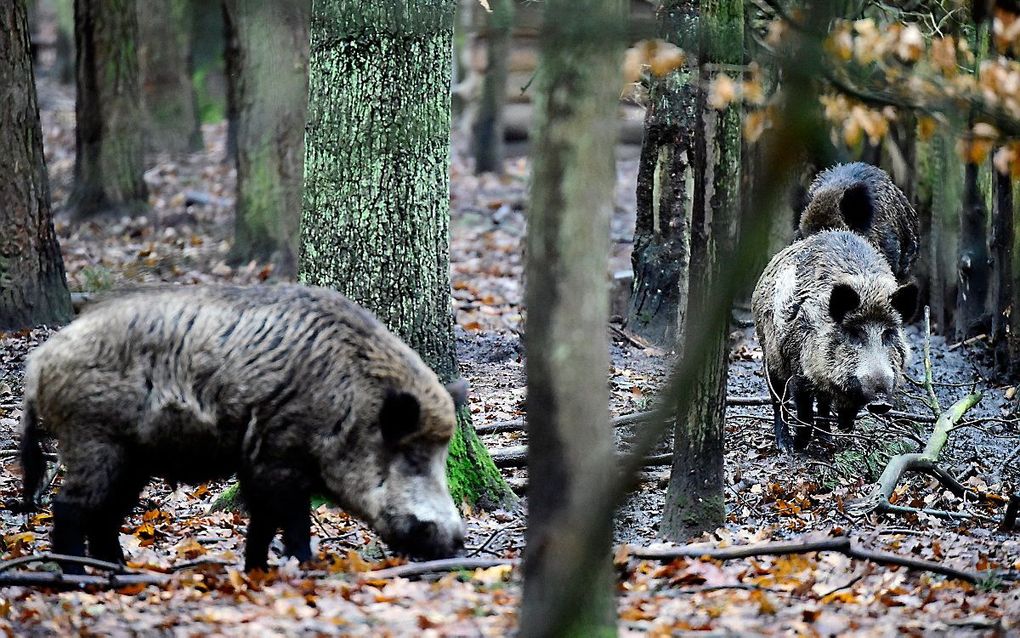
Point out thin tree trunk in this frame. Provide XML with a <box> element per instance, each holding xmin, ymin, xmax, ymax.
<box><xmin>929</xmin><ymin>133</ymin><xmax>961</xmax><ymax>334</ymax></box>
<box><xmin>54</xmin><ymin>0</ymin><xmax>74</xmax><ymax>83</ymax></box>
<box><xmin>70</xmin><ymin>0</ymin><xmax>148</xmax><ymax>219</ymax></box>
<box><xmin>519</xmin><ymin>2</ymin><xmax>623</xmax><ymax>636</ymax></box>
<box><xmin>470</xmin><ymin>0</ymin><xmax>512</xmax><ymax>174</ymax></box>
<box><xmin>222</xmin><ymin>0</ymin><xmax>238</xmax><ymax>161</ymax></box>
<box><xmin>1010</xmin><ymin>176</ymin><xmax>1020</xmax><ymax>375</ymax></box>
<box><xmin>990</xmin><ymin>164</ymin><xmax>1013</xmax><ymax>370</ymax></box>
<box><xmin>956</xmin><ymin>160</ymin><xmax>990</xmax><ymax>340</ymax></box>
<box><xmin>626</xmin><ymin>1</ymin><xmax>698</xmax><ymax>347</ymax></box>
<box><xmin>223</xmin><ymin>0</ymin><xmax>308</xmax><ymax>278</ymax></box>
<box><xmin>300</xmin><ymin>0</ymin><xmax>515</xmax><ymax>511</ymax></box>
<box><xmin>137</xmin><ymin>0</ymin><xmax>203</xmax><ymax>156</ymax></box>
<box><xmin>0</xmin><ymin>0</ymin><xmax>73</xmax><ymax>329</ymax></box>
<box><xmin>660</xmin><ymin>0</ymin><xmax>742</xmax><ymax>542</ymax></box>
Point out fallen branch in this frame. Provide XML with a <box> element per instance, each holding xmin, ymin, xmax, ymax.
<box><xmin>476</xmin><ymin>396</ymin><xmax>772</xmax><ymax>436</ymax></box>
<box><xmin>491</xmin><ymin>446</ymin><xmax>674</xmax><ymax>469</ymax></box>
<box><xmin>361</xmin><ymin>557</ymin><xmax>515</xmax><ymax>580</ymax></box>
<box><xmin>627</xmin><ymin>536</ymin><xmax>991</xmax><ymax>584</ymax></box>
<box><xmin>0</xmin><ymin>572</ymin><xmax>168</xmax><ymax>590</ymax></box>
<box><xmin>0</xmin><ymin>552</ymin><xmax>131</xmax><ymax>574</ymax></box>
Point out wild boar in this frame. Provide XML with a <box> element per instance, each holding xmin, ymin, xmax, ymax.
<box><xmin>752</xmin><ymin>231</ymin><xmax>917</xmax><ymax>451</ymax></box>
<box><xmin>20</xmin><ymin>284</ymin><xmax>466</xmax><ymax>571</ymax></box>
<box><xmin>795</xmin><ymin>162</ymin><xmax>920</xmax><ymax>281</ymax></box>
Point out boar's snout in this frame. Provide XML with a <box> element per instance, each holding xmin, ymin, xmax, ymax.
<box><xmin>386</xmin><ymin>515</ymin><xmax>465</xmax><ymax>559</ymax></box>
<box><xmin>859</xmin><ymin>368</ymin><xmax>894</xmax><ymax>404</ymax></box>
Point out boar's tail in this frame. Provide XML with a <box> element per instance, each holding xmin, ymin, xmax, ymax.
<box><xmin>20</xmin><ymin>399</ymin><xmax>45</xmax><ymax>512</ymax></box>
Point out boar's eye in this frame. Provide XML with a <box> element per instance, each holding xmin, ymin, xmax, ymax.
<box><xmin>379</xmin><ymin>390</ymin><xmax>422</xmax><ymax>447</ymax></box>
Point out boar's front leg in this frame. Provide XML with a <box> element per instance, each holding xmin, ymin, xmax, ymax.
<box><xmin>240</xmin><ymin>473</ymin><xmax>311</xmax><ymax>571</ymax></box>
<box><xmin>792</xmin><ymin>380</ymin><xmax>814</xmax><ymax>450</ymax></box>
<box><xmin>814</xmin><ymin>396</ymin><xmax>834</xmax><ymax>447</ymax></box>
<box><xmin>767</xmin><ymin>366</ymin><xmax>795</xmax><ymax>452</ymax></box>
<box><xmin>836</xmin><ymin>407</ymin><xmax>859</xmax><ymax>432</ymax></box>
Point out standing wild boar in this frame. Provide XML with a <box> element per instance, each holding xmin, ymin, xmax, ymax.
<box><xmin>795</xmin><ymin>162</ymin><xmax>919</xmax><ymax>281</ymax></box>
<box><xmin>20</xmin><ymin>284</ymin><xmax>466</xmax><ymax>571</ymax></box>
<box><xmin>752</xmin><ymin>231</ymin><xmax>918</xmax><ymax>451</ymax></box>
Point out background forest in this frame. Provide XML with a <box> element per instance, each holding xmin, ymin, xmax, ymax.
<box><xmin>0</xmin><ymin>0</ymin><xmax>1019</xmax><ymax>635</ymax></box>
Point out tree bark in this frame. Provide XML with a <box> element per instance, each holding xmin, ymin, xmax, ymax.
<box><xmin>990</xmin><ymin>164</ymin><xmax>1013</xmax><ymax>370</ymax></box>
<box><xmin>518</xmin><ymin>1</ymin><xmax>624</xmax><ymax>636</ymax></box>
<box><xmin>70</xmin><ymin>0</ymin><xmax>148</xmax><ymax>219</ymax></box>
<box><xmin>300</xmin><ymin>0</ymin><xmax>515</xmax><ymax>511</ymax></box>
<box><xmin>660</xmin><ymin>0</ymin><xmax>742</xmax><ymax>542</ymax></box>
<box><xmin>470</xmin><ymin>0</ymin><xmax>512</xmax><ymax>174</ymax></box>
<box><xmin>137</xmin><ymin>0</ymin><xmax>203</xmax><ymax>156</ymax></box>
<box><xmin>928</xmin><ymin>132</ymin><xmax>961</xmax><ymax>334</ymax></box>
<box><xmin>626</xmin><ymin>1</ymin><xmax>698</xmax><ymax>347</ymax></box>
<box><xmin>54</xmin><ymin>0</ymin><xmax>75</xmax><ymax>84</ymax></box>
<box><xmin>221</xmin><ymin>0</ymin><xmax>239</xmax><ymax>161</ymax></box>
<box><xmin>956</xmin><ymin>161</ymin><xmax>990</xmax><ymax>340</ymax></box>
<box><xmin>223</xmin><ymin>0</ymin><xmax>308</xmax><ymax>278</ymax></box>
<box><xmin>0</xmin><ymin>0</ymin><xmax>73</xmax><ymax>329</ymax></box>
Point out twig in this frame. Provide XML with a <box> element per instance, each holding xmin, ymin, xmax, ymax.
<box><xmin>923</xmin><ymin>307</ymin><xmax>941</xmax><ymax>415</ymax></box>
<box><xmin>948</xmin><ymin>333</ymin><xmax>988</xmax><ymax>352</ymax></box>
<box><xmin>626</xmin><ymin>536</ymin><xmax>994</xmax><ymax>584</ymax></box>
<box><xmin>361</xmin><ymin>557</ymin><xmax>515</xmax><ymax>580</ymax></box>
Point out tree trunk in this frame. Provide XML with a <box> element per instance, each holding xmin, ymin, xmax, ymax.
<box><xmin>137</xmin><ymin>0</ymin><xmax>203</xmax><ymax>155</ymax></box>
<box><xmin>1010</xmin><ymin>176</ymin><xmax>1020</xmax><ymax>376</ymax></box>
<box><xmin>221</xmin><ymin>0</ymin><xmax>238</xmax><ymax>160</ymax></box>
<box><xmin>660</xmin><ymin>0</ymin><xmax>742</xmax><ymax>542</ymax></box>
<box><xmin>300</xmin><ymin>0</ymin><xmax>515</xmax><ymax>511</ymax></box>
<box><xmin>518</xmin><ymin>2</ymin><xmax>623</xmax><ymax>636</ymax></box>
<box><xmin>70</xmin><ymin>0</ymin><xmax>148</xmax><ymax>219</ymax></box>
<box><xmin>956</xmin><ymin>161</ymin><xmax>990</xmax><ymax>340</ymax></box>
<box><xmin>625</xmin><ymin>1</ymin><xmax>698</xmax><ymax>347</ymax></box>
<box><xmin>53</xmin><ymin>0</ymin><xmax>75</xmax><ymax>83</ymax></box>
<box><xmin>223</xmin><ymin>0</ymin><xmax>308</xmax><ymax>278</ymax></box>
<box><xmin>928</xmin><ymin>133</ymin><xmax>961</xmax><ymax>334</ymax></box>
<box><xmin>0</xmin><ymin>0</ymin><xmax>73</xmax><ymax>329</ymax></box>
<box><xmin>470</xmin><ymin>0</ymin><xmax>512</xmax><ymax>174</ymax></box>
<box><xmin>990</xmin><ymin>164</ymin><xmax>1013</xmax><ymax>370</ymax></box>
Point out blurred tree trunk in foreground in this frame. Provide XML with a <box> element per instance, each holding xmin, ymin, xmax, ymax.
<box><xmin>137</xmin><ymin>0</ymin><xmax>203</xmax><ymax>156</ymax></box>
<box><xmin>70</xmin><ymin>0</ymin><xmax>148</xmax><ymax>219</ymax></box>
<box><xmin>626</xmin><ymin>2</ymin><xmax>698</xmax><ymax>347</ymax></box>
<box><xmin>660</xmin><ymin>0</ymin><xmax>743</xmax><ymax>542</ymax></box>
<box><xmin>300</xmin><ymin>0</ymin><xmax>515</xmax><ymax>511</ymax></box>
<box><xmin>519</xmin><ymin>0</ymin><xmax>623</xmax><ymax>636</ymax></box>
<box><xmin>0</xmin><ymin>0</ymin><xmax>73</xmax><ymax>329</ymax></box>
<box><xmin>470</xmin><ymin>0</ymin><xmax>512</xmax><ymax>174</ymax></box>
<box><xmin>223</xmin><ymin>0</ymin><xmax>309</xmax><ymax>278</ymax></box>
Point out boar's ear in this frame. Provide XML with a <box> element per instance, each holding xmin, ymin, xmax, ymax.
<box><xmin>379</xmin><ymin>390</ymin><xmax>422</xmax><ymax>446</ymax></box>
<box><xmin>839</xmin><ymin>183</ymin><xmax>874</xmax><ymax>233</ymax></box>
<box><xmin>445</xmin><ymin>378</ymin><xmax>469</xmax><ymax>409</ymax></box>
<box><xmin>829</xmin><ymin>283</ymin><xmax>861</xmax><ymax>324</ymax></box>
<box><xmin>890</xmin><ymin>282</ymin><xmax>919</xmax><ymax>322</ymax></box>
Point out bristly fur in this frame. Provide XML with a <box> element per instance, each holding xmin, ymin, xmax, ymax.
<box><xmin>20</xmin><ymin>284</ymin><xmax>464</xmax><ymax>569</ymax></box>
<box><xmin>752</xmin><ymin>231</ymin><xmax>915</xmax><ymax>451</ymax></box>
<box><xmin>795</xmin><ymin>162</ymin><xmax>920</xmax><ymax>281</ymax></box>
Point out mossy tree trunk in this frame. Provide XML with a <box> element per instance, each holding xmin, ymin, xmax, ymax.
<box><xmin>0</xmin><ymin>0</ymin><xmax>73</xmax><ymax>329</ymax></box>
<box><xmin>660</xmin><ymin>0</ymin><xmax>743</xmax><ymax>542</ymax></box>
<box><xmin>300</xmin><ymin>0</ymin><xmax>515</xmax><ymax>511</ymax></box>
<box><xmin>137</xmin><ymin>0</ymin><xmax>203</xmax><ymax>156</ymax></box>
<box><xmin>990</xmin><ymin>166</ymin><xmax>1013</xmax><ymax>370</ymax></box>
<box><xmin>70</xmin><ymin>0</ymin><xmax>148</xmax><ymax>219</ymax></box>
<box><xmin>470</xmin><ymin>0</ymin><xmax>512</xmax><ymax>174</ymax></box>
<box><xmin>224</xmin><ymin>0</ymin><xmax>308</xmax><ymax>278</ymax></box>
<box><xmin>928</xmin><ymin>132</ymin><xmax>962</xmax><ymax>334</ymax></box>
<box><xmin>626</xmin><ymin>1</ymin><xmax>698</xmax><ymax>347</ymax></box>
<box><xmin>518</xmin><ymin>1</ymin><xmax>624</xmax><ymax>636</ymax></box>
<box><xmin>956</xmin><ymin>160</ymin><xmax>990</xmax><ymax>340</ymax></box>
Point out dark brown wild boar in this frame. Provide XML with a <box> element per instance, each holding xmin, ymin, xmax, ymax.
<box><xmin>20</xmin><ymin>284</ymin><xmax>466</xmax><ymax>571</ymax></box>
<box><xmin>752</xmin><ymin>231</ymin><xmax>917</xmax><ymax>451</ymax></box>
<box><xmin>795</xmin><ymin>162</ymin><xmax>919</xmax><ymax>281</ymax></box>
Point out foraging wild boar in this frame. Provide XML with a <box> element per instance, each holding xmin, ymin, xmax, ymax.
<box><xmin>20</xmin><ymin>284</ymin><xmax>466</xmax><ymax>571</ymax></box>
<box><xmin>752</xmin><ymin>231</ymin><xmax>918</xmax><ymax>451</ymax></box>
<box><xmin>795</xmin><ymin>162</ymin><xmax>920</xmax><ymax>281</ymax></box>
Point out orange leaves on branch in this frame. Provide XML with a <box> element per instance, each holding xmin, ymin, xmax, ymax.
<box><xmin>820</xmin><ymin>94</ymin><xmax>896</xmax><ymax>147</ymax></box>
<box><xmin>707</xmin><ymin>75</ymin><xmax>738</xmax><ymax>110</ymax></box>
<box><xmin>623</xmin><ymin>40</ymin><xmax>687</xmax><ymax>84</ymax></box>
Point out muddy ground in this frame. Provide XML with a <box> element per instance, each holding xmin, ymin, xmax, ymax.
<box><xmin>0</xmin><ymin>66</ymin><xmax>1017</xmax><ymax>636</ymax></box>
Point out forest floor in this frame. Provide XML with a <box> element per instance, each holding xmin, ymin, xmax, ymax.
<box><xmin>0</xmin><ymin>72</ymin><xmax>1017</xmax><ymax>636</ymax></box>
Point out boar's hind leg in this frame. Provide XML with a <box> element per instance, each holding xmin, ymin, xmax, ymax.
<box><xmin>52</xmin><ymin>448</ymin><xmax>146</xmax><ymax>570</ymax></box>
<box><xmin>792</xmin><ymin>381</ymin><xmax>814</xmax><ymax>450</ymax></box>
